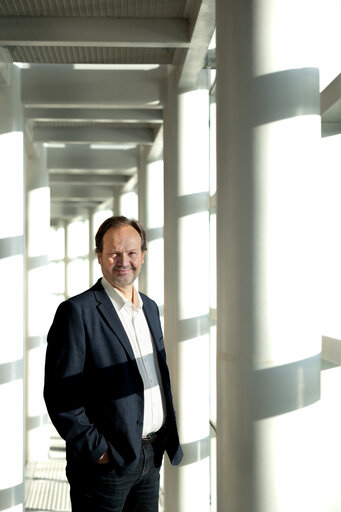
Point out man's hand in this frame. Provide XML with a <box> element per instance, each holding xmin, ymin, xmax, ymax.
<box><xmin>97</xmin><ymin>450</ymin><xmax>111</xmax><ymax>464</ymax></box>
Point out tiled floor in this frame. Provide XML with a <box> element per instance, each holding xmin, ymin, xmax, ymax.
<box><xmin>25</xmin><ymin>425</ymin><xmax>165</xmax><ymax>512</ymax></box>
<box><xmin>25</xmin><ymin>426</ymin><xmax>71</xmax><ymax>512</ymax></box>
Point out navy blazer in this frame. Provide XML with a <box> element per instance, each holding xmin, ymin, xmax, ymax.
<box><xmin>44</xmin><ymin>278</ymin><xmax>183</xmax><ymax>474</ymax></box>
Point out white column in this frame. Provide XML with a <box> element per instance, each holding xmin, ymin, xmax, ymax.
<box><xmin>0</xmin><ymin>64</ymin><xmax>25</xmax><ymax>511</ymax></box>
<box><xmin>216</xmin><ymin>0</ymin><xmax>321</xmax><ymax>511</ymax></box>
<box><xmin>26</xmin><ymin>142</ymin><xmax>51</xmax><ymax>461</ymax></box>
<box><xmin>64</xmin><ymin>221</ymin><xmax>69</xmax><ymax>298</ymax></box>
<box><xmin>138</xmin><ymin>146</ymin><xmax>148</xmax><ymax>293</ymax></box>
<box><xmin>88</xmin><ymin>208</ymin><xmax>95</xmax><ymax>286</ymax></box>
<box><xmin>163</xmin><ymin>70</ymin><xmax>211</xmax><ymax>512</ymax></box>
<box><xmin>113</xmin><ymin>185</ymin><xmax>122</xmax><ymax>216</ymax></box>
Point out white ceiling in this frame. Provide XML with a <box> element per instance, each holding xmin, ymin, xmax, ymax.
<box><xmin>0</xmin><ymin>0</ymin><xmax>215</xmax><ymax>223</ymax></box>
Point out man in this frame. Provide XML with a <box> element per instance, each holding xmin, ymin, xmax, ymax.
<box><xmin>44</xmin><ymin>216</ymin><xmax>182</xmax><ymax>512</ymax></box>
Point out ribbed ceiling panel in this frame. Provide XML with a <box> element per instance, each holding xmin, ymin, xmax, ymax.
<box><xmin>9</xmin><ymin>46</ymin><xmax>177</xmax><ymax>65</ymax></box>
<box><xmin>0</xmin><ymin>0</ymin><xmax>188</xmax><ymax>17</ymax></box>
<box><xmin>33</xmin><ymin>121</ymin><xmax>154</xmax><ymax>128</ymax></box>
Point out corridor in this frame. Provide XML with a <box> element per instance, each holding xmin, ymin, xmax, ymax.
<box><xmin>1</xmin><ymin>1</ymin><xmax>341</xmax><ymax>511</ymax></box>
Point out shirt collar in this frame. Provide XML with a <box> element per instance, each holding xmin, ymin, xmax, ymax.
<box><xmin>101</xmin><ymin>276</ymin><xmax>143</xmax><ymax>311</ymax></box>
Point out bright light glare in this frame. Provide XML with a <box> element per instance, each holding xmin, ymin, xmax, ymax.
<box><xmin>318</xmin><ymin>0</ymin><xmax>341</xmax><ymax>90</ymax></box>
<box><xmin>93</xmin><ymin>209</ymin><xmax>113</xmax><ymax>235</ymax></box>
<box><xmin>48</xmin><ymin>261</ymin><xmax>65</xmax><ymax>295</ymax></box>
<box><xmin>49</xmin><ymin>226</ymin><xmax>65</xmax><ymax>261</ymax></box>
<box><xmin>43</xmin><ymin>143</ymin><xmax>66</xmax><ymax>148</ymax></box>
<box><xmin>179</xmin><ymin>212</ymin><xmax>210</xmax><ymax>320</ymax></box>
<box><xmin>320</xmin><ymin>134</ymin><xmax>341</xmax><ymax>339</ymax></box>
<box><xmin>253</xmin><ymin>115</ymin><xmax>321</xmax><ymax>366</ymax></box>
<box><xmin>146</xmin><ymin>238</ymin><xmax>163</xmax><ymax>307</ymax></box>
<box><xmin>67</xmin><ymin>258</ymin><xmax>89</xmax><ymax>297</ymax></box>
<box><xmin>27</xmin><ymin>187</ymin><xmax>50</xmax><ymax>257</ymax></box>
<box><xmin>73</xmin><ymin>64</ymin><xmax>160</xmax><ymax>71</ymax></box>
<box><xmin>177</xmin><ymin>334</ymin><xmax>210</xmax><ymax>511</ymax></box>
<box><xmin>67</xmin><ymin>220</ymin><xmax>89</xmax><ymax>258</ymax></box>
<box><xmin>209</xmin><ymin>213</ymin><xmax>216</xmax><ymax>310</ymax></box>
<box><xmin>28</xmin><ymin>266</ymin><xmax>50</xmax><ymax>336</ymax></box>
<box><xmin>27</xmin><ymin>346</ymin><xmax>47</xmax><ymax>418</ymax></box>
<box><xmin>146</xmin><ymin>161</ymin><xmax>163</xmax><ymax>229</ymax></box>
<box><xmin>0</xmin><ymin>132</ymin><xmax>23</xmax><ymax>239</ymax></box>
<box><xmin>120</xmin><ymin>191</ymin><xmax>138</xmax><ymax>219</ymax></box>
<box><xmin>254</xmin><ymin>402</ymin><xmax>321</xmax><ymax>510</ymax></box>
<box><xmin>0</xmin><ymin>255</ymin><xmax>24</xmax><ymax>364</ymax></box>
<box><xmin>178</xmin><ymin>90</ymin><xmax>209</xmax><ymax>197</ymax></box>
<box><xmin>209</xmin><ymin>101</ymin><xmax>217</xmax><ymax>196</ymax></box>
<box><xmin>0</xmin><ymin>380</ymin><xmax>23</xmax><ymax>490</ymax></box>
<box><xmin>320</xmin><ymin>366</ymin><xmax>341</xmax><ymax>509</ymax></box>
<box><xmin>253</xmin><ymin>0</ymin><xmax>319</xmax><ymax>77</ymax></box>
<box><xmin>90</xmin><ymin>144</ymin><xmax>136</xmax><ymax>150</ymax></box>
<box><xmin>208</xmin><ymin>29</ymin><xmax>216</xmax><ymax>50</ymax></box>
<box><xmin>2</xmin><ymin>506</ymin><xmax>23</xmax><ymax>512</ymax></box>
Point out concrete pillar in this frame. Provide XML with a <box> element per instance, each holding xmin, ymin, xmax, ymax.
<box><xmin>26</xmin><ymin>142</ymin><xmax>50</xmax><ymax>461</ymax></box>
<box><xmin>138</xmin><ymin>146</ymin><xmax>148</xmax><ymax>294</ymax></box>
<box><xmin>0</xmin><ymin>64</ymin><xmax>25</xmax><ymax>511</ymax></box>
<box><xmin>138</xmin><ymin>141</ymin><xmax>165</xmax><ymax>308</ymax></box>
<box><xmin>113</xmin><ymin>185</ymin><xmax>122</xmax><ymax>216</ymax></box>
<box><xmin>163</xmin><ymin>69</ymin><xmax>211</xmax><ymax>512</ymax></box>
<box><xmin>88</xmin><ymin>208</ymin><xmax>95</xmax><ymax>286</ymax></box>
<box><xmin>64</xmin><ymin>221</ymin><xmax>69</xmax><ymax>298</ymax></box>
<box><xmin>216</xmin><ymin>1</ymin><xmax>321</xmax><ymax>511</ymax></box>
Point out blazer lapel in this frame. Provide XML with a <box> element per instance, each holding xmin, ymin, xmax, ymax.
<box><xmin>92</xmin><ymin>281</ymin><xmax>135</xmax><ymax>360</ymax></box>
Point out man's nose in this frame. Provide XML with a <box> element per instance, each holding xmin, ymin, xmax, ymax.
<box><xmin>117</xmin><ymin>252</ymin><xmax>129</xmax><ymax>266</ymax></box>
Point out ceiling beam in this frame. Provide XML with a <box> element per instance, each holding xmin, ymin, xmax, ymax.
<box><xmin>321</xmin><ymin>73</ymin><xmax>341</xmax><ymax>122</ymax></box>
<box><xmin>47</xmin><ymin>147</ymin><xmax>137</xmax><ymax>172</ymax></box>
<box><xmin>0</xmin><ymin>47</ymin><xmax>12</xmax><ymax>84</ymax></box>
<box><xmin>322</xmin><ymin>123</ymin><xmax>341</xmax><ymax>137</ymax></box>
<box><xmin>51</xmin><ymin>184</ymin><xmax>114</xmax><ymax>201</ymax></box>
<box><xmin>0</xmin><ymin>17</ymin><xmax>190</xmax><ymax>48</ymax></box>
<box><xmin>50</xmin><ymin>202</ymin><xmax>98</xmax><ymax>221</ymax></box>
<box><xmin>33</xmin><ymin>126</ymin><xmax>154</xmax><ymax>144</ymax></box>
<box><xmin>49</xmin><ymin>173</ymin><xmax>130</xmax><ymax>185</ymax></box>
<box><xmin>25</xmin><ymin>107</ymin><xmax>163</xmax><ymax>123</ymax></box>
<box><xmin>147</xmin><ymin>125</ymin><xmax>163</xmax><ymax>162</ymax></box>
<box><xmin>177</xmin><ymin>0</ymin><xmax>215</xmax><ymax>90</ymax></box>
<box><xmin>21</xmin><ymin>65</ymin><xmax>167</xmax><ymax>108</ymax></box>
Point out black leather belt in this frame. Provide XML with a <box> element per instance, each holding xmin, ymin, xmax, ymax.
<box><xmin>142</xmin><ymin>431</ymin><xmax>158</xmax><ymax>444</ymax></box>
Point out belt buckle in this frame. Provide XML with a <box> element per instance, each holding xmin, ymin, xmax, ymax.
<box><xmin>143</xmin><ymin>431</ymin><xmax>157</xmax><ymax>443</ymax></box>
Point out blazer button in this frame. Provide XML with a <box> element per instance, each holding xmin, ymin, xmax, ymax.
<box><xmin>136</xmin><ymin>420</ymin><xmax>142</xmax><ymax>427</ymax></box>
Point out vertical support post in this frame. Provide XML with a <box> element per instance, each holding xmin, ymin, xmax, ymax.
<box><xmin>113</xmin><ymin>186</ymin><xmax>122</xmax><ymax>216</ymax></box>
<box><xmin>88</xmin><ymin>207</ymin><xmax>94</xmax><ymax>286</ymax></box>
<box><xmin>26</xmin><ymin>142</ymin><xmax>50</xmax><ymax>461</ymax></box>
<box><xmin>216</xmin><ymin>0</ymin><xmax>321</xmax><ymax>510</ymax></box>
<box><xmin>163</xmin><ymin>69</ymin><xmax>211</xmax><ymax>512</ymax></box>
<box><xmin>64</xmin><ymin>220</ymin><xmax>69</xmax><ymax>299</ymax></box>
<box><xmin>0</xmin><ymin>64</ymin><xmax>25</xmax><ymax>511</ymax></box>
<box><xmin>138</xmin><ymin>145</ymin><xmax>148</xmax><ymax>293</ymax></box>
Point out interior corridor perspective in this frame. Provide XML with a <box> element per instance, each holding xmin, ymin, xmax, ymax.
<box><xmin>0</xmin><ymin>1</ymin><xmax>341</xmax><ymax>511</ymax></box>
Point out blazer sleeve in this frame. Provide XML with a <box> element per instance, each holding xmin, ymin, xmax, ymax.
<box><xmin>44</xmin><ymin>299</ymin><xmax>108</xmax><ymax>464</ymax></box>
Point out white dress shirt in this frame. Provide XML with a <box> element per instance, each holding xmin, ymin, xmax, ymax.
<box><xmin>101</xmin><ymin>277</ymin><xmax>166</xmax><ymax>437</ymax></box>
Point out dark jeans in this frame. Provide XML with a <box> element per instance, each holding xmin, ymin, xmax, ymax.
<box><xmin>66</xmin><ymin>441</ymin><xmax>162</xmax><ymax>512</ymax></box>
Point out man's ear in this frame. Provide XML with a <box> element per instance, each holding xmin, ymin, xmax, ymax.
<box><xmin>97</xmin><ymin>252</ymin><xmax>102</xmax><ymax>264</ymax></box>
<box><xmin>141</xmin><ymin>250</ymin><xmax>146</xmax><ymax>264</ymax></box>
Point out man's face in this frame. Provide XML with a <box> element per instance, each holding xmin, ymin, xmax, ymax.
<box><xmin>97</xmin><ymin>225</ymin><xmax>145</xmax><ymax>293</ymax></box>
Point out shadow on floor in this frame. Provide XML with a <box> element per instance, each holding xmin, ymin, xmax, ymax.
<box><xmin>25</xmin><ymin>424</ymin><xmax>165</xmax><ymax>512</ymax></box>
<box><xmin>25</xmin><ymin>425</ymin><xmax>71</xmax><ymax>512</ymax></box>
